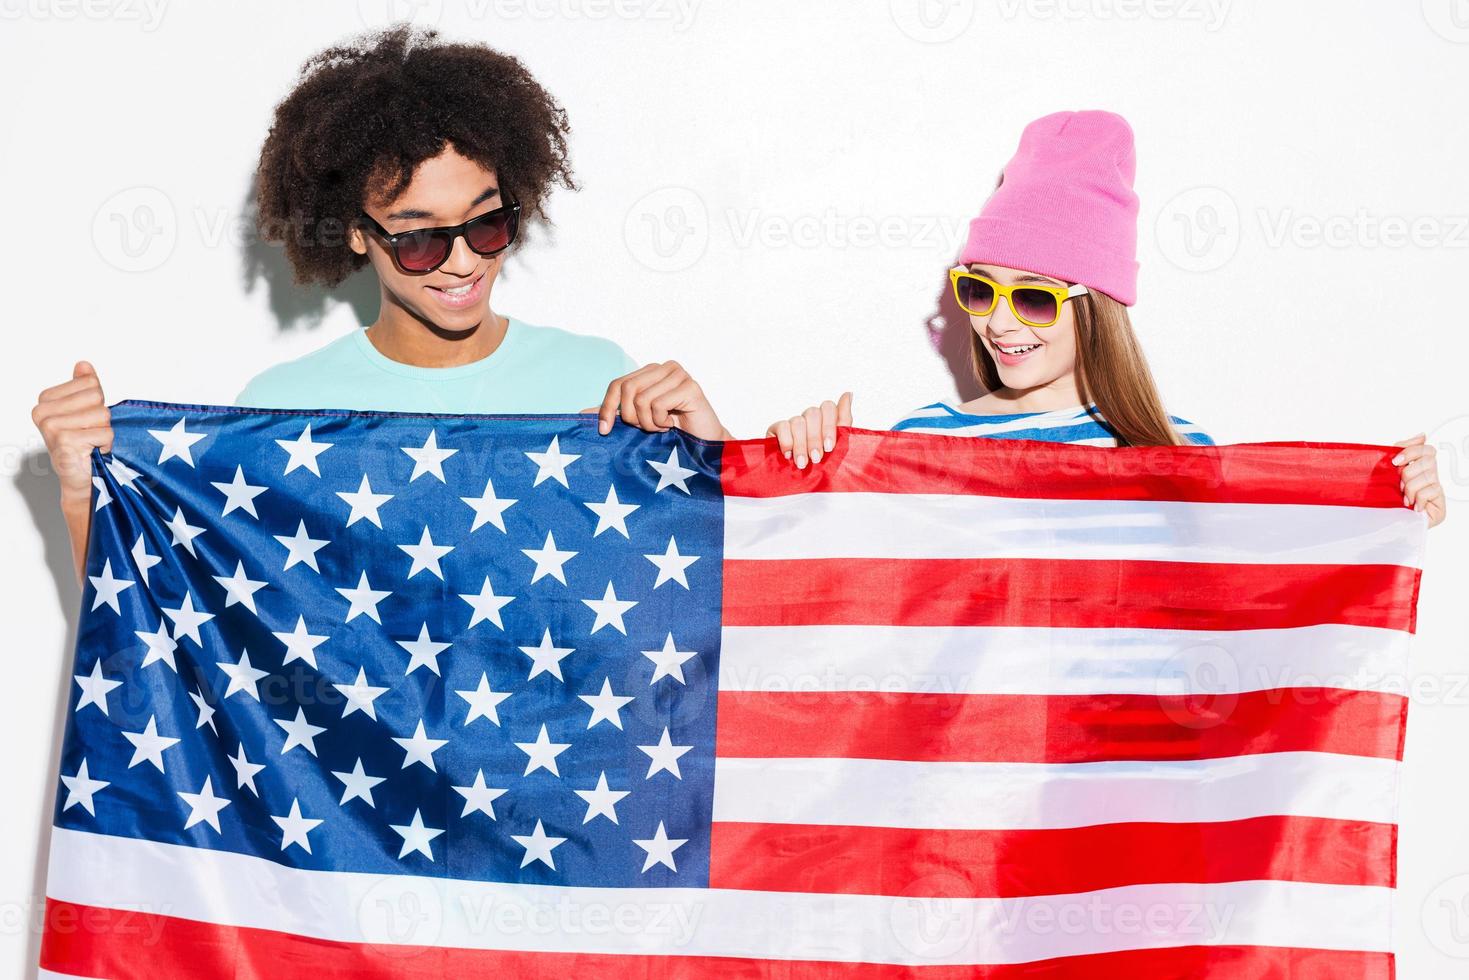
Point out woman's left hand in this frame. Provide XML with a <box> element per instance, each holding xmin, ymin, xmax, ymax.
<box><xmin>1392</xmin><ymin>433</ymin><xmax>1446</xmax><ymax>528</ymax></box>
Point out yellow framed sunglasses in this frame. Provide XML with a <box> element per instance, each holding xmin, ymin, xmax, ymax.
<box><xmin>949</xmin><ymin>268</ymin><xmax>1089</xmax><ymax>328</ymax></box>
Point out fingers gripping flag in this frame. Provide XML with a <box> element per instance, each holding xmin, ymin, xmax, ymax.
<box><xmin>42</xmin><ymin>400</ymin><xmax>1425</xmax><ymax>979</ymax></box>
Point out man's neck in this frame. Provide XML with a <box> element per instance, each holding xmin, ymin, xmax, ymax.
<box><xmin>365</xmin><ymin>300</ymin><xmax>509</xmax><ymax>368</ymax></box>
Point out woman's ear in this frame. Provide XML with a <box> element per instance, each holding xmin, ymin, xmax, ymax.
<box><xmin>348</xmin><ymin>225</ymin><xmax>368</xmax><ymax>256</ymax></box>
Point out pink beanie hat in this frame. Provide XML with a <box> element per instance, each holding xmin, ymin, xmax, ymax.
<box><xmin>960</xmin><ymin>109</ymin><xmax>1140</xmax><ymax>306</ymax></box>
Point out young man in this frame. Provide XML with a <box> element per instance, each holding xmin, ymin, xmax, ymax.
<box><xmin>34</xmin><ymin>26</ymin><xmax>728</xmax><ymax>586</ymax></box>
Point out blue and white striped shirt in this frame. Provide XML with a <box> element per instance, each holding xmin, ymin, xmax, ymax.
<box><xmin>891</xmin><ymin>401</ymin><xmax>1215</xmax><ymax>446</ymax></box>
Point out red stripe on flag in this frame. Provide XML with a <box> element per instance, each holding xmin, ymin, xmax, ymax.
<box><xmin>715</xmin><ymin>687</ymin><xmax>1407</xmax><ymax>763</ymax></box>
<box><xmin>709</xmin><ymin>815</ymin><xmax>1396</xmax><ymax>897</ymax></box>
<box><xmin>722</xmin><ymin>557</ymin><xmax>1421</xmax><ymax>633</ymax></box>
<box><xmin>721</xmin><ymin>430</ymin><xmax>1409</xmax><ymax>508</ymax></box>
<box><xmin>40</xmin><ymin>898</ymin><xmax>1393</xmax><ymax>979</ymax></box>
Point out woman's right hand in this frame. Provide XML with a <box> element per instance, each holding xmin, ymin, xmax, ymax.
<box><xmin>765</xmin><ymin>391</ymin><xmax>853</xmax><ymax>468</ymax></box>
<box><xmin>32</xmin><ymin>360</ymin><xmax>113</xmax><ymax>507</ymax></box>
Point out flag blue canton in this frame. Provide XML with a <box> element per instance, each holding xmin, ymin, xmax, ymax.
<box><xmin>58</xmin><ymin>401</ymin><xmax>725</xmax><ymax>888</ymax></box>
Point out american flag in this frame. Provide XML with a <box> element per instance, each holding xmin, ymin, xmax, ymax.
<box><xmin>42</xmin><ymin>399</ymin><xmax>1424</xmax><ymax>978</ymax></box>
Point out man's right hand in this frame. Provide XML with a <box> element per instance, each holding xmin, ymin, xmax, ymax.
<box><xmin>33</xmin><ymin>360</ymin><xmax>113</xmax><ymax>507</ymax></box>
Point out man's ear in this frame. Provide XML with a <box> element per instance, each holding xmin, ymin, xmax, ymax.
<box><xmin>348</xmin><ymin>225</ymin><xmax>368</xmax><ymax>256</ymax></box>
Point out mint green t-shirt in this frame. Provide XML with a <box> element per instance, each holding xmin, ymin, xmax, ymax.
<box><xmin>233</xmin><ymin>317</ymin><xmax>638</xmax><ymax>414</ymax></box>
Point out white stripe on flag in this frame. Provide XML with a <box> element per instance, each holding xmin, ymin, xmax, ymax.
<box><xmin>710</xmin><ymin>751</ymin><xmax>1400</xmax><ymax>830</ymax></box>
<box><xmin>725</xmin><ymin>493</ymin><xmax>1423</xmax><ymax>567</ymax></box>
<box><xmin>717</xmin><ymin>623</ymin><xmax>1412</xmax><ymax>696</ymax></box>
<box><xmin>47</xmin><ymin>828</ymin><xmax>1390</xmax><ymax>966</ymax></box>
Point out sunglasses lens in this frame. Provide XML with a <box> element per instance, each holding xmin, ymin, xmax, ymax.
<box><xmin>1012</xmin><ymin>288</ymin><xmax>1059</xmax><ymax>325</ymax></box>
<box><xmin>465</xmin><ymin>208</ymin><xmax>517</xmax><ymax>255</ymax></box>
<box><xmin>957</xmin><ymin>276</ymin><xmax>995</xmax><ymax>314</ymax></box>
<box><xmin>394</xmin><ymin>231</ymin><xmax>452</xmax><ymax>273</ymax></box>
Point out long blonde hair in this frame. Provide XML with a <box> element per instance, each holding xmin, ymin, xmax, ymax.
<box><xmin>968</xmin><ymin>289</ymin><xmax>1191</xmax><ymax>447</ymax></box>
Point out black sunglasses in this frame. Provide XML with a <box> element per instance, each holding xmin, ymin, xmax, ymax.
<box><xmin>357</xmin><ymin>201</ymin><xmax>521</xmax><ymax>274</ymax></box>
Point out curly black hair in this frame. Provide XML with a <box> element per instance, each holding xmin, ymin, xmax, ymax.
<box><xmin>254</xmin><ymin>25</ymin><xmax>577</xmax><ymax>287</ymax></box>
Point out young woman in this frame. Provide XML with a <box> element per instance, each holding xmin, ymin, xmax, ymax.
<box><xmin>32</xmin><ymin>25</ymin><xmax>729</xmax><ymax>587</ymax></box>
<box><xmin>767</xmin><ymin>110</ymin><xmax>1445</xmax><ymax>527</ymax></box>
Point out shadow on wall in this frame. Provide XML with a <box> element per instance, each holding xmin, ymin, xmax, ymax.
<box><xmin>239</xmin><ymin>183</ymin><xmax>380</xmax><ymax>335</ymax></box>
<box><xmin>15</xmin><ymin>449</ymin><xmax>83</xmax><ymax>980</ymax></box>
<box><xmin>922</xmin><ymin>261</ymin><xmax>985</xmax><ymax>407</ymax></box>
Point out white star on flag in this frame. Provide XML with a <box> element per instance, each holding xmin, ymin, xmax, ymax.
<box><xmin>211</xmin><ymin>465</ymin><xmax>267</xmax><ymax>518</ymax></box>
<box><xmin>452</xmin><ymin>770</ymin><xmax>508</xmax><ymax>819</ymax></box>
<box><xmin>518</xmin><ymin>628</ymin><xmax>574</xmax><ymax>682</ymax></box>
<box><xmin>582</xmin><ymin>581</ymin><xmax>637</xmax><ymax>635</ymax></box>
<box><xmin>73</xmin><ymin>660</ymin><xmax>122</xmax><ymax>716</ymax></box>
<box><xmin>273</xmin><ymin>616</ymin><xmax>328</xmax><ymax>669</ymax></box>
<box><xmin>644</xmin><ymin>633</ymin><xmax>698</xmax><ymax>685</ymax></box>
<box><xmin>336</xmin><ymin>474</ymin><xmax>393</xmax><ymax>528</ymax></box>
<box><xmin>165</xmin><ymin>506</ymin><xmax>206</xmax><ymax>557</ymax></box>
<box><xmin>521</xmin><ymin>531</ymin><xmax>576</xmax><ymax>585</ymax></box>
<box><xmin>645</xmin><ymin>536</ymin><xmax>700</xmax><ymax>589</ymax></box>
<box><xmin>91</xmin><ymin>475</ymin><xmax>111</xmax><ymax>512</ymax></box>
<box><xmin>275</xmin><ymin>423</ymin><xmax>332</xmax><ymax>476</ymax></box>
<box><xmin>402</xmin><ymin>429</ymin><xmax>457</xmax><ymax>482</ymax></box>
<box><xmin>130</xmin><ymin>534</ymin><xmax>161</xmax><ymax>586</ymax></box>
<box><xmin>134</xmin><ymin>621</ymin><xmax>178</xmax><ymax>671</ymax></box>
<box><xmin>459</xmin><ymin>576</ymin><xmax>514</xmax><ymax>629</ymax></box>
<box><xmin>455</xmin><ymin>673</ymin><xmax>511</xmax><ymax>726</ymax></box>
<box><xmin>105</xmin><ymin>456</ymin><xmax>143</xmax><ymax>493</ymax></box>
<box><xmin>585</xmin><ymin>484</ymin><xmax>639</xmax><ymax>538</ymax></box>
<box><xmin>398</xmin><ymin>525</ymin><xmax>454</xmax><ymax>580</ymax></box>
<box><xmin>271</xmin><ymin>799</ymin><xmax>323</xmax><ymax>853</ymax></box>
<box><xmin>511</xmin><ymin>819</ymin><xmax>566</xmax><ymax>869</ymax></box>
<box><xmin>274</xmin><ymin>707</ymin><xmax>327</xmax><ymax>756</ymax></box>
<box><xmin>578</xmin><ymin>678</ymin><xmax>634</xmax><ymax>729</ymax></box>
<box><xmin>574</xmin><ymin>772</ymin><xmax>629</xmax><ymax>825</ymax></box>
<box><xmin>336</xmin><ymin>571</ymin><xmax>391</xmax><ymax>624</ymax></box>
<box><xmin>525</xmin><ymin>435</ymin><xmax>580</xmax><ymax>488</ymax></box>
<box><xmin>160</xmin><ymin>591</ymin><xmax>214</xmax><ymax>647</ymax></box>
<box><xmin>333</xmin><ymin>667</ymin><xmax>389</xmax><ymax>720</ymax></box>
<box><xmin>638</xmin><ymin>727</ymin><xmax>693</xmax><ymax>779</ymax></box>
<box><xmin>228</xmin><ymin>743</ymin><xmax>265</xmax><ymax>796</ymax></box>
<box><xmin>633</xmin><ymin>821</ymin><xmax>688</xmax><ymax>872</ymax></box>
<box><xmin>274</xmin><ymin>520</ymin><xmax>329</xmax><ymax>573</ymax></box>
<box><xmin>60</xmin><ymin>759</ymin><xmax>109</xmax><ymax>816</ymax></box>
<box><xmin>396</xmin><ymin>623</ymin><xmax>452</xmax><ymax>676</ymax></box>
<box><xmin>515</xmin><ymin>723</ymin><xmax>571</xmax><ymax>776</ymax></box>
<box><xmin>647</xmin><ymin>446</ymin><xmax>697</xmax><ymax>493</ymax></box>
<box><xmin>188</xmin><ymin>688</ymin><xmax>217</xmax><ymax>733</ymax></box>
<box><xmin>213</xmin><ymin>560</ymin><xmax>267</xmax><ymax>613</ymax></box>
<box><xmin>461</xmin><ymin>477</ymin><xmax>517</xmax><ymax>532</ymax></box>
<box><xmin>391</xmin><ymin>809</ymin><xmax>445</xmax><ymax>861</ymax></box>
<box><xmin>333</xmin><ymin>758</ymin><xmax>386</xmax><ymax>808</ymax></box>
<box><xmin>88</xmin><ymin>558</ymin><xmax>135</xmax><ymax>613</ymax></box>
<box><xmin>148</xmin><ymin>417</ymin><xmax>205</xmax><ymax>466</ymax></box>
<box><xmin>393</xmin><ymin>720</ymin><xmax>448</xmax><ymax>772</ymax></box>
<box><xmin>217</xmin><ymin>649</ymin><xmax>269</xmax><ymax>701</ymax></box>
<box><xmin>178</xmin><ymin>776</ymin><xmax>230</xmax><ymax>833</ymax></box>
<box><xmin>122</xmin><ymin>716</ymin><xmax>179</xmax><ymax>772</ymax></box>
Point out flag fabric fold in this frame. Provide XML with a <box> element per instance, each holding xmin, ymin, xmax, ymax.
<box><xmin>41</xmin><ymin>399</ymin><xmax>1425</xmax><ymax>979</ymax></box>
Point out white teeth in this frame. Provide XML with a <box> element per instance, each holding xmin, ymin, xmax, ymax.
<box><xmin>998</xmin><ymin>343</ymin><xmax>1039</xmax><ymax>354</ymax></box>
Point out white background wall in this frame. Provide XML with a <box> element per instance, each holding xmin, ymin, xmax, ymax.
<box><xmin>4</xmin><ymin>1</ymin><xmax>1468</xmax><ymax>975</ymax></box>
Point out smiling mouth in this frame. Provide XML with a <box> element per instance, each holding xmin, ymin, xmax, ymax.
<box><xmin>428</xmin><ymin>268</ymin><xmax>485</xmax><ymax>297</ymax></box>
<box><xmin>995</xmin><ymin>342</ymin><xmax>1041</xmax><ymax>354</ymax></box>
